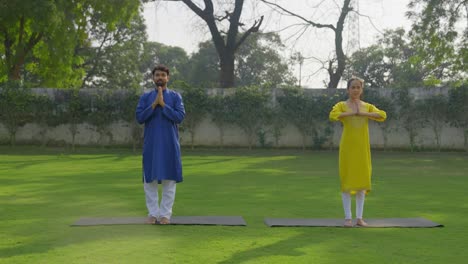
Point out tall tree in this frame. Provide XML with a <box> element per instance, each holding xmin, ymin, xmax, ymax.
<box><xmin>419</xmin><ymin>94</ymin><xmax>448</xmax><ymax>151</ymax></box>
<box><xmin>236</xmin><ymin>32</ymin><xmax>296</xmax><ymax>86</ymax></box>
<box><xmin>448</xmin><ymin>84</ymin><xmax>468</xmax><ymax>151</ymax></box>
<box><xmin>345</xmin><ymin>45</ymin><xmax>388</xmax><ymax>88</ymax></box>
<box><xmin>261</xmin><ymin>0</ymin><xmax>352</xmax><ymax>89</ymax></box>
<box><xmin>0</xmin><ymin>85</ymin><xmax>34</xmax><ymax>146</ymax></box>
<box><xmin>406</xmin><ymin>0</ymin><xmax>467</xmax><ymax>85</ymax></box>
<box><xmin>187</xmin><ymin>32</ymin><xmax>295</xmax><ymax>87</ymax></box>
<box><xmin>364</xmin><ymin>89</ymin><xmax>396</xmax><ymax>151</ymax></box>
<box><xmin>118</xmin><ymin>90</ymin><xmax>143</xmax><ymax>152</ymax></box>
<box><xmin>0</xmin><ymin>0</ymin><xmax>140</xmax><ymax>86</ymax></box>
<box><xmin>81</xmin><ymin>13</ymin><xmax>147</xmax><ymax>90</ymax></box>
<box><xmin>208</xmin><ymin>94</ymin><xmax>235</xmax><ymax>148</ymax></box>
<box><xmin>152</xmin><ymin>0</ymin><xmax>264</xmax><ymax>88</ymax></box>
<box><xmin>392</xmin><ymin>88</ymin><xmax>425</xmax><ymax>152</ymax></box>
<box><xmin>346</xmin><ymin>28</ymin><xmax>427</xmax><ymax>88</ymax></box>
<box><xmin>178</xmin><ymin>83</ymin><xmax>209</xmax><ymax>149</ymax></box>
<box><xmin>277</xmin><ymin>87</ymin><xmax>317</xmax><ymax>150</ymax></box>
<box><xmin>186</xmin><ymin>41</ymin><xmax>220</xmax><ymax>88</ymax></box>
<box><xmin>231</xmin><ymin>86</ymin><xmax>269</xmax><ymax>149</ymax></box>
<box><xmin>140</xmin><ymin>42</ymin><xmax>190</xmax><ymax>89</ymax></box>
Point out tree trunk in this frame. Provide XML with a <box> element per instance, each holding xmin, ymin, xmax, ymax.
<box><xmin>328</xmin><ymin>72</ymin><xmax>341</xmax><ymax>89</ymax></box>
<box><xmin>220</xmin><ymin>53</ymin><xmax>235</xmax><ymax>88</ymax></box>
<box><xmin>327</xmin><ymin>0</ymin><xmax>350</xmax><ymax>89</ymax></box>
<box><xmin>8</xmin><ymin>62</ymin><xmax>23</xmax><ymax>81</ymax></box>
<box><xmin>301</xmin><ymin>132</ymin><xmax>306</xmax><ymax>151</ymax></box>
<box><xmin>434</xmin><ymin>126</ymin><xmax>441</xmax><ymax>152</ymax></box>
<box><xmin>181</xmin><ymin>0</ymin><xmax>262</xmax><ymax>89</ymax></box>
<box><xmin>381</xmin><ymin>124</ymin><xmax>389</xmax><ymax>152</ymax></box>
<box><xmin>40</xmin><ymin>126</ymin><xmax>48</xmax><ymax>148</ymax></box>
<box><xmin>464</xmin><ymin>128</ymin><xmax>468</xmax><ymax>152</ymax></box>
<box><xmin>219</xmin><ymin>126</ymin><xmax>224</xmax><ymax>149</ymax></box>
<box><xmin>4</xmin><ymin>20</ymin><xmax>43</xmax><ymax>82</ymax></box>
<box><xmin>9</xmin><ymin>132</ymin><xmax>16</xmax><ymax>147</ymax></box>
<box><xmin>274</xmin><ymin>129</ymin><xmax>280</xmax><ymax>148</ymax></box>
<box><xmin>246</xmin><ymin>128</ymin><xmax>255</xmax><ymax>150</ymax></box>
<box><xmin>72</xmin><ymin>134</ymin><xmax>76</xmax><ymax>151</ymax></box>
<box><xmin>409</xmin><ymin>129</ymin><xmax>416</xmax><ymax>152</ymax></box>
<box><xmin>6</xmin><ymin>122</ymin><xmax>17</xmax><ymax>147</ymax></box>
<box><xmin>131</xmin><ymin>123</ymin><xmax>141</xmax><ymax>153</ymax></box>
<box><xmin>71</xmin><ymin>124</ymin><xmax>77</xmax><ymax>151</ymax></box>
<box><xmin>190</xmin><ymin>130</ymin><xmax>195</xmax><ymax>150</ymax></box>
<box><xmin>383</xmin><ymin>133</ymin><xmax>388</xmax><ymax>152</ymax></box>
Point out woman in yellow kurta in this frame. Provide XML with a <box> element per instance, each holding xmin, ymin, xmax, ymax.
<box><xmin>329</xmin><ymin>78</ymin><xmax>386</xmax><ymax>227</ymax></box>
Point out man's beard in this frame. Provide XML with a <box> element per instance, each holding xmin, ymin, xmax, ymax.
<box><xmin>155</xmin><ymin>80</ymin><xmax>166</xmax><ymax>87</ymax></box>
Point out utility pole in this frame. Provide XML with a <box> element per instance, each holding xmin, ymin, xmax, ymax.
<box><xmin>292</xmin><ymin>52</ymin><xmax>305</xmax><ymax>87</ymax></box>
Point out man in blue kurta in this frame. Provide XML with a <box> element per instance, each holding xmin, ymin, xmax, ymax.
<box><xmin>135</xmin><ymin>65</ymin><xmax>185</xmax><ymax>225</ymax></box>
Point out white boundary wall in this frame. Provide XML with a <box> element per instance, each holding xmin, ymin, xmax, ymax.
<box><xmin>0</xmin><ymin>87</ymin><xmax>465</xmax><ymax>149</ymax></box>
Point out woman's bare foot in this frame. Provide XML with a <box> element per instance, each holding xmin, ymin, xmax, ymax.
<box><xmin>356</xmin><ymin>218</ymin><xmax>368</xmax><ymax>227</ymax></box>
<box><xmin>344</xmin><ymin>219</ymin><xmax>353</xmax><ymax>227</ymax></box>
<box><xmin>159</xmin><ymin>217</ymin><xmax>170</xmax><ymax>225</ymax></box>
<box><xmin>146</xmin><ymin>216</ymin><xmax>158</xmax><ymax>224</ymax></box>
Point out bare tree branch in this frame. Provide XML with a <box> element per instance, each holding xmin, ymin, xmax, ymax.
<box><xmin>351</xmin><ymin>10</ymin><xmax>384</xmax><ymax>35</ymax></box>
<box><xmin>215</xmin><ymin>11</ymin><xmax>231</xmax><ymax>22</ymax></box>
<box><xmin>180</xmin><ymin>0</ymin><xmax>206</xmax><ymax>18</ymax></box>
<box><xmin>234</xmin><ymin>15</ymin><xmax>264</xmax><ymax>51</ymax></box>
<box><xmin>268</xmin><ymin>22</ymin><xmax>311</xmax><ymax>34</ymax></box>
<box><xmin>304</xmin><ymin>66</ymin><xmax>326</xmax><ymax>79</ymax></box>
<box><xmin>454</xmin><ymin>0</ymin><xmax>468</xmax><ymax>14</ymax></box>
<box><xmin>331</xmin><ymin>0</ymin><xmax>342</xmax><ymax>10</ymax></box>
<box><xmin>283</xmin><ymin>24</ymin><xmax>309</xmax><ymax>43</ymax></box>
<box><xmin>260</xmin><ymin>0</ymin><xmax>335</xmax><ymax>30</ymax></box>
<box><xmin>260</xmin><ymin>0</ymin><xmax>352</xmax><ymax>88</ymax></box>
<box><xmin>160</xmin><ymin>0</ymin><xmax>263</xmax><ymax>87</ymax></box>
<box><xmin>310</xmin><ymin>0</ymin><xmax>328</xmax><ymax>9</ymax></box>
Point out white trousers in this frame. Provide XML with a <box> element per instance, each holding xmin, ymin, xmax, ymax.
<box><xmin>341</xmin><ymin>191</ymin><xmax>366</xmax><ymax>219</ymax></box>
<box><xmin>144</xmin><ymin>180</ymin><xmax>176</xmax><ymax>219</ymax></box>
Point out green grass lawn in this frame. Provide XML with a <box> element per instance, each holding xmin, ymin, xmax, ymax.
<box><xmin>1</xmin><ymin>146</ymin><xmax>467</xmax><ymax>263</ymax></box>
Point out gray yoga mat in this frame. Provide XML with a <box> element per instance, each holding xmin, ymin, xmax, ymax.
<box><xmin>264</xmin><ymin>217</ymin><xmax>443</xmax><ymax>227</ymax></box>
<box><xmin>72</xmin><ymin>216</ymin><xmax>247</xmax><ymax>226</ymax></box>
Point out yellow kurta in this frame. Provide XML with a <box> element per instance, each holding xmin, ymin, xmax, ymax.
<box><xmin>329</xmin><ymin>101</ymin><xmax>387</xmax><ymax>195</ymax></box>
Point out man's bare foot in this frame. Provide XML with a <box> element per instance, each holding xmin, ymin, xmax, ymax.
<box><xmin>356</xmin><ymin>218</ymin><xmax>368</xmax><ymax>227</ymax></box>
<box><xmin>159</xmin><ymin>217</ymin><xmax>170</xmax><ymax>225</ymax></box>
<box><xmin>146</xmin><ymin>216</ymin><xmax>158</xmax><ymax>224</ymax></box>
<box><xmin>344</xmin><ymin>219</ymin><xmax>353</xmax><ymax>227</ymax></box>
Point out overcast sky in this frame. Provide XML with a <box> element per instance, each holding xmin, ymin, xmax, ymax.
<box><xmin>142</xmin><ymin>0</ymin><xmax>413</xmax><ymax>88</ymax></box>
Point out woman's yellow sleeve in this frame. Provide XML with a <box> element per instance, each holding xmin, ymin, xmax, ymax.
<box><xmin>368</xmin><ymin>103</ymin><xmax>387</xmax><ymax>122</ymax></box>
<box><xmin>329</xmin><ymin>102</ymin><xmax>343</xmax><ymax>122</ymax></box>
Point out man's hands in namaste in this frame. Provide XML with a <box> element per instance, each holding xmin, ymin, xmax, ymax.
<box><xmin>152</xmin><ymin>86</ymin><xmax>165</xmax><ymax>109</ymax></box>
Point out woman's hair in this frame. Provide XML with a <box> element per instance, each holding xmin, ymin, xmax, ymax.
<box><xmin>152</xmin><ymin>65</ymin><xmax>170</xmax><ymax>76</ymax></box>
<box><xmin>346</xmin><ymin>77</ymin><xmax>364</xmax><ymax>89</ymax></box>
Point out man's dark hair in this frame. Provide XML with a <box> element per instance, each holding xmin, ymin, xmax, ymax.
<box><xmin>152</xmin><ymin>65</ymin><xmax>170</xmax><ymax>76</ymax></box>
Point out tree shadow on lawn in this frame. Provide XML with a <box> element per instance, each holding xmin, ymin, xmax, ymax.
<box><xmin>217</xmin><ymin>231</ymin><xmax>316</xmax><ymax>264</ymax></box>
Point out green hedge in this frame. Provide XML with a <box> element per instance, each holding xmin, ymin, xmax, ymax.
<box><xmin>1</xmin><ymin>84</ymin><xmax>467</xmax><ymax>151</ymax></box>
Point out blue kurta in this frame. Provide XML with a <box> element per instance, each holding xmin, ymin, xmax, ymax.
<box><xmin>135</xmin><ymin>88</ymin><xmax>185</xmax><ymax>183</ymax></box>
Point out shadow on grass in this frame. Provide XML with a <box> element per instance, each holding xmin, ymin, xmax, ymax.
<box><xmin>0</xmin><ymin>155</ymin><xmax>120</xmax><ymax>170</ymax></box>
<box><xmin>218</xmin><ymin>231</ymin><xmax>315</xmax><ymax>264</ymax></box>
<box><xmin>183</xmin><ymin>158</ymin><xmax>237</xmax><ymax>167</ymax></box>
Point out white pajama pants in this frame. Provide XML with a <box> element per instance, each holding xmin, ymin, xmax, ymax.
<box><xmin>341</xmin><ymin>191</ymin><xmax>366</xmax><ymax>219</ymax></box>
<box><xmin>144</xmin><ymin>180</ymin><xmax>176</xmax><ymax>220</ymax></box>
